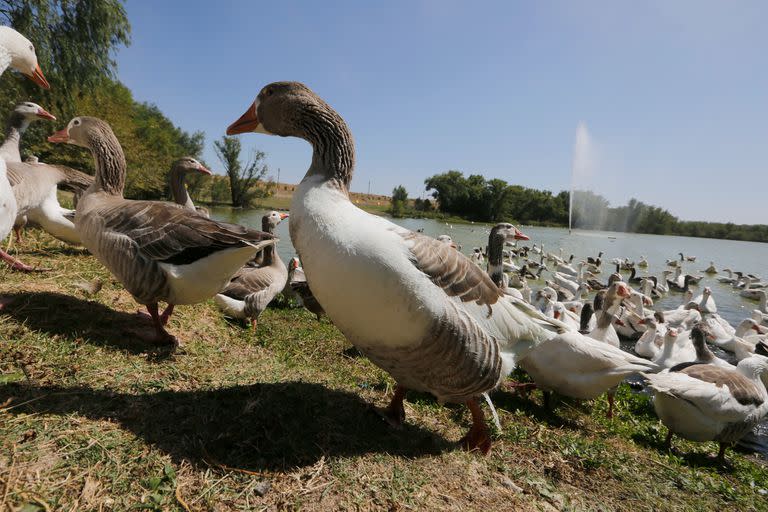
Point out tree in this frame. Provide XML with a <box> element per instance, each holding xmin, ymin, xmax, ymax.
<box><xmin>390</xmin><ymin>185</ymin><xmax>408</xmax><ymax>217</ymax></box>
<box><xmin>0</xmin><ymin>0</ymin><xmax>131</xmax><ymax>154</ymax></box>
<box><xmin>214</xmin><ymin>136</ymin><xmax>271</xmax><ymax>207</ymax></box>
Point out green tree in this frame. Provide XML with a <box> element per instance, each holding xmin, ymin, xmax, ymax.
<box><xmin>390</xmin><ymin>184</ymin><xmax>408</xmax><ymax>217</ymax></box>
<box><xmin>0</xmin><ymin>0</ymin><xmax>131</xmax><ymax>155</ymax></box>
<box><xmin>214</xmin><ymin>136</ymin><xmax>271</xmax><ymax>208</ymax></box>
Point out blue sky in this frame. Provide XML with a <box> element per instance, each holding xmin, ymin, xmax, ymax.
<box><xmin>116</xmin><ymin>1</ymin><xmax>767</xmax><ymax>224</ymax></box>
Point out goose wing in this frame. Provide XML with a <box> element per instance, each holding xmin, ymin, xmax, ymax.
<box><xmin>99</xmin><ymin>200</ymin><xmax>274</xmax><ymax>265</ymax></box>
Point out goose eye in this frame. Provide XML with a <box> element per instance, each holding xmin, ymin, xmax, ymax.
<box><xmin>73</xmin><ymin>119</ymin><xmax>80</xmax><ymax>126</ymax></box>
<box><xmin>263</xmin><ymin>87</ymin><xmax>272</xmax><ymax>97</ymax></box>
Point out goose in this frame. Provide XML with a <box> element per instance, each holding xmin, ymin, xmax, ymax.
<box><xmin>668</xmin><ymin>324</ymin><xmax>733</xmax><ymax>371</ymax></box>
<box><xmin>752</xmin><ymin>309</ymin><xmax>768</xmax><ymax>328</ymax></box>
<box><xmin>214</xmin><ymin>211</ymin><xmax>289</xmax><ymax>328</ymax></box>
<box><xmin>588</xmin><ymin>283</ymin><xmax>626</xmax><ymax>348</ymax></box>
<box><xmin>287</xmin><ymin>256</ymin><xmax>325</xmax><ymax>321</ymax></box>
<box><xmin>668</xmin><ymin>274</ymin><xmax>695</xmax><ymax>293</ymax></box>
<box><xmin>552</xmin><ymin>302</ymin><xmax>580</xmax><ymax>330</ymax></box>
<box><xmin>665</xmin><ymin>259</ymin><xmax>680</xmax><ymax>268</ymax></box>
<box><xmin>0</xmin><ymin>26</ymin><xmax>51</xmax><ymax>271</ymax></box>
<box><xmin>740</xmin><ymin>283</ymin><xmax>767</xmax><ymax>301</ymax></box>
<box><xmin>637</xmin><ymin>255</ymin><xmax>649</xmax><ymax>268</ymax></box>
<box><xmin>703</xmin><ymin>262</ymin><xmax>717</xmax><ymax>275</ymax></box>
<box><xmin>486</xmin><ymin>222</ymin><xmax>530</xmax><ymax>292</ymax></box>
<box><xmin>587</xmin><ymin>251</ymin><xmax>603</xmax><ymax>266</ymax></box>
<box><xmin>518</xmin><ymin>282</ymin><xmax>661</xmax><ymax>417</ymax></box>
<box><xmin>1</xmin><ymin>101</ymin><xmax>56</xmax><ymax>242</ymax></box>
<box><xmin>653</xmin><ymin>328</ymin><xmax>697</xmax><ymax>369</ymax></box>
<box><xmin>679</xmin><ymin>252</ymin><xmax>696</xmax><ymax>262</ymax></box>
<box><xmin>717</xmin><ymin>268</ymin><xmax>736</xmax><ymax>284</ymax></box>
<box><xmin>228</xmin><ymin>81</ymin><xmax>576</xmax><ymax>453</ymax></box>
<box><xmin>692</xmin><ymin>287</ymin><xmax>717</xmax><ymax>314</ymax></box>
<box><xmin>644</xmin><ymin>355</ymin><xmax>768</xmax><ymax>461</ymax></box>
<box><xmin>169</xmin><ymin>157</ymin><xmax>212</xmax><ymax>217</ymax></box>
<box><xmin>48</xmin><ymin>117</ymin><xmax>274</xmax><ymax>344</ymax></box>
<box><xmin>6</xmin><ymin>160</ymin><xmax>92</xmax><ymax>246</ymax></box>
<box><xmin>0</xmin><ymin>102</ymin><xmax>56</xmax><ymax>163</ymax></box>
<box><xmin>634</xmin><ymin>313</ymin><xmax>665</xmax><ymax>359</ymax></box>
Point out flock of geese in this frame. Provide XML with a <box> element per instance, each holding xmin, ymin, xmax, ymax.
<box><xmin>1</xmin><ymin>26</ymin><xmax>767</xmax><ymax>465</ymax></box>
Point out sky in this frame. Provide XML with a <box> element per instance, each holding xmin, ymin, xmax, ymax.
<box><xmin>115</xmin><ymin>0</ymin><xmax>768</xmax><ymax>224</ymax></box>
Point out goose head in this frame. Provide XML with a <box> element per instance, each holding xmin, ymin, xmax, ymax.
<box><xmin>0</xmin><ymin>26</ymin><xmax>49</xmax><ymax>88</ymax></box>
<box><xmin>171</xmin><ymin>156</ymin><xmax>212</xmax><ymax>176</ymax></box>
<box><xmin>489</xmin><ymin>222</ymin><xmax>529</xmax><ymax>242</ymax></box>
<box><xmin>227</xmin><ymin>81</ymin><xmax>327</xmax><ymax>138</ymax></box>
<box><xmin>11</xmin><ymin>101</ymin><xmax>55</xmax><ymax>122</ymax></box>
<box><xmin>47</xmin><ymin>116</ymin><xmax>109</xmax><ymax>147</ymax></box>
<box><xmin>262</xmin><ymin>211</ymin><xmax>289</xmax><ymax>232</ymax></box>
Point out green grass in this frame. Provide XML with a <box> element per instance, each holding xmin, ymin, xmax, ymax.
<box><xmin>1</xmin><ymin>231</ymin><xmax>767</xmax><ymax>511</ymax></box>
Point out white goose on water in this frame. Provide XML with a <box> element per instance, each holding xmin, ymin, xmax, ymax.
<box><xmin>228</xmin><ymin>81</ymin><xmax>590</xmax><ymax>454</ymax></box>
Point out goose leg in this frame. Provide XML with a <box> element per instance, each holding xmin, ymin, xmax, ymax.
<box><xmin>250</xmin><ymin>318</ymin><xmax>258</xmax><ymax>329</ymax></box>
<box><xmin>159</xmin><ymin>304</ymin><xmax>175</xmax><ymax>326</ymax></box>
<box><xmin>460</xmin><ymin>398</ymin><xmax>491</xmax><ymax>455</ymax></box>
<box><xmin>144</xmin><ymin>302</ymin><xmax>177</xmax><ymax>346</ymax></box>
<box><xmin>13</xmin><ymin>226</ymin><xmax>22</xmax><ymax>244</ymax></box>
<box><xmin>606</xmin><ymin>388</ymin><xmax>616</xmax><ymax>419</ymax></box>
<box><xmin>376</xmin><ymin>384</ymin><xmax>407</xmax><ymax>428</ymax></box>
<box><xmin>0</xmin><ymin>249</ymin><xmax>47</xmax><ymax>272</ymax></box>
<box><xmin>664</xmin><ymin>430</ymin><xmax>673</xmax><ymax>450</ymax></box>
<box><xmin>716</xmin><ymin>442</ymin><xmax>728</xmax><ymax>462</ymax></box>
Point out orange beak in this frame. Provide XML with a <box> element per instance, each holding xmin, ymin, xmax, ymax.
<box><xmin>226</xmin><ymin>103</ymin><xmax>259</xmax><ymax>135</ymax></box>
<box><xmin>514</xmin><ymin>229</ymin><xmax>530</xmax><ymax>241</ymax></box>
<box><xmin>24</xmin><ymin>63</ymin><xmax>50</xmax><ymax>89</ymax></box>
<box><xmin>279</xmin><ymin>212</ymin><xmax>290</xmax><ymax>220</ymax></box>
<box><xmin>197</xmin><ymin>163</ymin><xmax>213</xmax><ymax>175</ymax></box>
<box><xmin>47</xmin><ymin>128</ymin><xmax>69</xmax><ymax>143</ymax></box>
<box><xmin>36</xmin><ymin>106</ymin><xmax>56</xmax><ymax>121</ymax></box>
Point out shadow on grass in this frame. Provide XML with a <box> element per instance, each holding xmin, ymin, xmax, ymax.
<box><xmin>16</xmin><ymin>245</ymin><xmax>89</xmax><ymax>257</ymax></box>
<box><xmin>0</xmin><ymin>381</ymin><xmax>450</xmax><ymax>471</ymax></box>
<box><xmin>0</xmin><ymin>291</ymin><xmax>170</xmax><ymax>356</ymax></box>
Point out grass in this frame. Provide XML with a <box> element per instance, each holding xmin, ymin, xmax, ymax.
<box><xmin>1</xmin><ymin>231</ymin><xmax>768</xmax><ymax>511</ymax></box>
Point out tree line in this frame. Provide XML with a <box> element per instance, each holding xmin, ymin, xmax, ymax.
<box><xmin>0</xmin><ymin>0</ymin><xmax>272</xmax><ymax>208</ymax></box>
<box><xmin>390</xmin><ymin>170</ymin><xmax>767</xmax><ymax>243</ymax></box>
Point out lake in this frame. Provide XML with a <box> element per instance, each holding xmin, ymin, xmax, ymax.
<box><xmin>210</xmin><ymin>206</ymin><xmax>768</xmax><ymax>327</ymax></box>
<box><xmin>210</xmin><ymin>206</ymin><xmax>768</xmax><ymax>456</ymax></box>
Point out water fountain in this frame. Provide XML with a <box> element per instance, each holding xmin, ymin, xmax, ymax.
<box><xmin>569</xmin><ymin>122</ymin><xmax>594</xmax><ymax>234</ymax></box>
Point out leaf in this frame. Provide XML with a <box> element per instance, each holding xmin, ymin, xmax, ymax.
<box><xmin>163</xmin><ymin>463</ymin><xmax>176</xmax><ymax>481</ymax></box>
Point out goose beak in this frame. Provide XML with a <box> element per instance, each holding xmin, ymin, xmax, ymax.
<box><xmin>197</xmin><ymin>163</ymin><xmax>213</xmax><ymax>175</ymax></box>
<box><xmin>279</xmin><ymin>212</ymin><xmax>290</xmax><ymax>220</ymax></box>
<box><xmin>616</xmin><ymin>283</ymin><xmax>631</xmax><ymax>298</ymax></box>
<box><xmin>35</xmin><ymin>107</ymin><xmax>56</xmax><ymax>121</ymax></box>
<box><xmin>227</xmin><ymin>101</ymin><xmax>266</xmax><ymax>135</ymax></box>
<box><xmin>24</xmin><ymin>63</ymin><xmax>50</xmax><ymax>89</ymax></box>
<box><xmin>614</xmin><ymin>318</ymin><xmax>626</xmax><ymax>327</ymax></box>
<box><xmin>514</xmin><ymin>229</ymin><xmax>530</xmax><ymax>241</ymax></box>
<box><xmin>47</xmin><ymin>128</ymin><xmax>69</xmax><ymax>143</ymax></box>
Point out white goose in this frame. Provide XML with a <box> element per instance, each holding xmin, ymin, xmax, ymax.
<box><xmin>518</xmin><ymin>282</ymin><xmax>661</xmax><ymax>417</ymax></box>
<box><xmin>48</xmin><ymin>117</ymin><xmax>274</xmax><ymax>344</ymax></box>
<box><xmin>0</xmin><ymin>26</ymin><xmax>51</xmax><ymax>271</ymax></box>
<box><xmin>692</xmin><ymin>286</ymin><xmax>717</xmax><ymax>314</ymax></box>
<box><xmin>653</xmin><ymin>328</ymin><xmax>697</xmax><ymax>369</ymax></box>
<box><xmin>634</xmin><ymin>313</ymin><xmax>665</xmax><ymax>360</ymax></box>
<box><xmin>644</xmin><ymin>355</ymin><xmax>768</xmax><ymax>461</ymax></box>
<box><xmin>228</xmin><ymin>81</ymin><xmax>573</xmax><ymax>453</ymax></box>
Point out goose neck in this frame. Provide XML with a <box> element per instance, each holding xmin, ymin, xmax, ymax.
<box><xmin>89</xmin><ymin>130</ymin><xmax>127</xmax><ymax>196</ymax></box>
<box><xmin>486</xmin><ymin>232</ymin><xmax>505</xmax><ymax>266</ymax></box>
<box><xmin>300</xmin><ymin>104</ymin><xmax>355</xmax><ymax>193</ymax></box>
<box><xmin>0</xmin><ymin>113</ymin><xmax>29</xmax><ymax>161</ymax></box>
<box><xmin>169</xmin><ymin>167</ymin><xmax>195</xmax><ymax>210</ymax></box>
